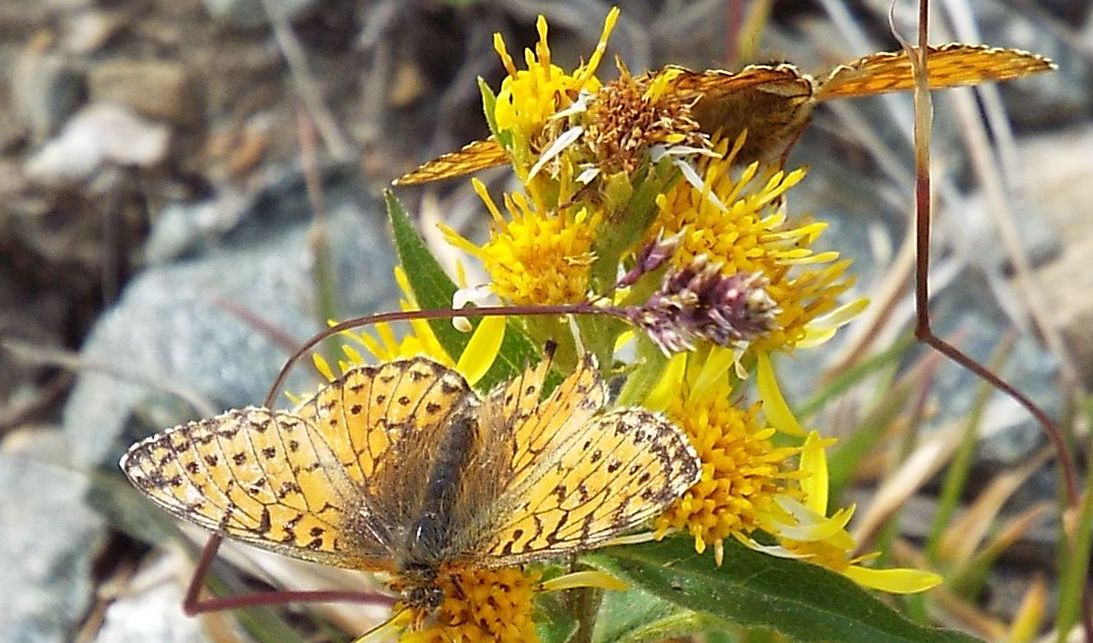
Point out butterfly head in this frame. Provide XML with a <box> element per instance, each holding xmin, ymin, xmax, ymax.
<box><xmin>395</xmin><ymin>559</ymin><xmax>445</xmax><ymax>610</ymax></box>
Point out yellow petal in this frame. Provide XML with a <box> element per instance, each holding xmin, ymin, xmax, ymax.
<box><xmin>352</xmin><ymin>609</ymin><xmax>411</xmax><ymax>643</ymax></box>
<box><xmin>341</xmin><ymin>344</ymin><xmax>365</xmax><ymax>365</ymax></box>
<box><xmin>797</xmin><ymin>298</ymin><xmax>869</xmax><ymax>349</ymax></box>
<box><xmin>756</xmin><ymin>350</ymin><xmax>806</xmax><ymax>436</ymax></box>
<box><xmin>644</xmin><ymin>352</ymin><xmax>687</xmax><ymax>412</ymax></box>
<box><xmin>311</xmin><ymin>353</ymin><xmax>335</xmax><ymax>382</ymax></box>
<box><xmin>456</xmin><ymin>315</ymin><xmax>506</xmax><ymax>386</ymax></box>
<box><xmin>542</xmin><ymin>569</ymin><xmax>628</xmax><ymax>592</ymax></box>
<box><xmin>690</xmin><ymin>346</ymin><xmax>736</xmax><ymax>404</ymax></box>
<box><xmin>841</xmin><ymin>565</ymin><xmax>943</xmax><ymax>594</ymax></box>
<box><xmin>797</xmin><ymin>326</ymin><xmax>838</xmax><ymax>349</ymax></box>
<box><xmin>800</xmin><ymin>431</ymin><xmax>829</xmax><ymax>514</ymax></box>
<box><xmin>575</xmin><ymin>6</ymin><xmax>619</xmax><ymax>84</ymax></box>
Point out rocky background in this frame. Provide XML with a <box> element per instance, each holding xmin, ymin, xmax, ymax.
<box><xmin>1</xmin><ymin>0</ymin><xmax>1091</xmax><ymax>641</ymax></box>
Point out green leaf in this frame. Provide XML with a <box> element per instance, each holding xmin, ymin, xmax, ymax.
<box><xmin>585</xmin><ymin>538</ymin><xmax>979</xmax><ymax>643</ymax></box>
<box><xmin>478</xmin><ymin>77</ymin><xmax>502</xmax><ymax>143</ymax></box>
<box><xmin>536</xmin><ymin>591</ymin><xmax>579</xmax><ymax>643</ymax></box>
<box><xmin>385</xmin><ymin>190</ymin><xmax>540</xmax><ymax>390</ymax></box>
<box><xmin>594</xmin><ymin>584</ymin><xmax>722</xmax><ymax>643</ymax></box>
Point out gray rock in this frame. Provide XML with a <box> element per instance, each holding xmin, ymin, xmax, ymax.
<box><xmin>37</xmin><ymin>162</ymin><xmax>400</xmax><ymax>641</ymax></box>
<box><xmin>143</xmin><ymin>195</ymin><xmax>247</xmax><ymax>266</ymax></box>
<box><xmin>0</xmin><ymin>430</ymin><xmax>105</xmax><ymax>643</ymax></box>
<box><xmin>63</xmin><ymin>162</ymin><xmax>401</xmax><ymax>470</ymax></box>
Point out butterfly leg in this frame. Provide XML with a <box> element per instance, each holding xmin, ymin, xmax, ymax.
<box><xmin>182</xmin><ymin>533</ymin><xmax>397</xmax><ymax>615</ymax></box>
<box><xmin>898</xmin><ymin>30</ymin><xmax>1080</xmax><ymax>504</ymax></box>
<box><xmin>896</xmin><ymin>7</ymin><xmax>1089</xmax><ymax>635</ymax></box>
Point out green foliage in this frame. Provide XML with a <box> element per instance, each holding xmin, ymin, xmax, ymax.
<box><xmin>386</xmin><ymin>190</ymin><xmax>540</xmax><ymax>390</ymax></box>
<box><xmin>585</xmin><ymin>539</ymin><xmax>979</xmax><ymax>643</ymax></box>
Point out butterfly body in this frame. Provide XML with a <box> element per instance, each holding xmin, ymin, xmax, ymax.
<box><xmin>396</xmin><ymin>406</ymin><xmax>479</xmax><ymax>609</ymax></box>
<box><xmin>120</xmin><ymin>354</ymin><xmax>701</xmax><ymax>614</ymax></box>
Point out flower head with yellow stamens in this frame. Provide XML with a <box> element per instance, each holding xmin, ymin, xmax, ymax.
<box><xmin>442</xmin><ymin>179</ymin><xmax>603</xmax><ymax>305</ymax></box>
<box><xmin>393</xmin><ymin>567</ymin><xmax>542</xmax><ymax>643</ymax></box>
<box><xmin>648</xmin><ymin>349</ymin><xmax>800</xmax><ymax>566</ymax></box>
<box><xmin>492</xmin><ymin>9</ymin><xmax>616</xmax><ymax>180</ymax></box>
<box><xmin>649</xmin><ymin>131</ymin><xmax>856</xmax><ymax>353</ymax></box>
<box><xmin>581</xmin><ymin>62</ymin><xmax>709</xmax><ymax>176</ymax></box>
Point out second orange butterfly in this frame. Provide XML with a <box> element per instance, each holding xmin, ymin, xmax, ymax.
<box><xmin>394</xmin><ymin>44</ymin><xmax>1053</xmax><ymax>186</ymax></box>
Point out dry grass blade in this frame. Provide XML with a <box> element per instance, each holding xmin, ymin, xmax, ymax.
<box><xmin>938</xmin><ymin>447</ymin><xmax>1052</xmax><ymax>565</ymax></box>
<box><xmin>851</xmin><ymin>419</ymin><xmax>963</xmax><ymax>550</ymax></box>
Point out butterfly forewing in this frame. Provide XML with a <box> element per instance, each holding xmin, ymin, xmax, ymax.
<box><xmin>393</xmin><ymin>138</ymin><xmax>509</xmax><ymax>186</ymax></box>
<box><xmin>818</xmin><ymin>44</ymin><xmax>1055</xmax><ymax>100</ymax></box>
<box><xmin>120</xmin><ymin>407</ymin><xmax>392</xmax><ymax>570</ymax></box>
<box><xmin>121</xmin><ymin>357</ymin><xmax>480</xmax><ymax>571</ymax></box>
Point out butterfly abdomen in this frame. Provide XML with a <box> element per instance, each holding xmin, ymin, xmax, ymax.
<box><xmin>400</xmin><ymin>405</ymin><xmax>479</xmax><ymax>573</ymax></box>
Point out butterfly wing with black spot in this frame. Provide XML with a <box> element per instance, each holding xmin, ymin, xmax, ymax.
<box><xmin>450</xmin><ymin>355</ymin><xmax>701</xmax><ymax>566</ymax></box>
<box><xmin>120</xmin><ymin>407</ymin><xmax>392</xmax><ymax>570</ymax></box>
<box><xmin>120</xmin><ymin>357</ymin><xmax>477</xmax><ymax>571</ymax></box>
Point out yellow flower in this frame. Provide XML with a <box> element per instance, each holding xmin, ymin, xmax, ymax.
<box><xmin>649</xmin><ymin>348</ymin><xmax>799</xmax><ymax>566</ymax></box>
<box><xmin>760</xmin><ymin>432</ymin><xmax>944</xmax><ymax>594</ymax></box>
<box><xmin>396</xmin><ymin>567</ymin><xmax>542</xmax><ymax>643</ymax></box>
<box><xmin>442</xmin><ymin>179</ymin><xmax>602</xmax><ymax>305</ymax></box>
<box><xmin>355</xmin><ymin>567</ymin><xmax>625</xmax><ymax>643</ymax></box>
<box><xmin>650</xmin><ymin>132</ymin><xmax>854</xmax><ymax>353</ymax></box>
<box><xmin>492</xmin><ymin>9</ymin><xmax>617</xmax><ymax>180</ymax></box>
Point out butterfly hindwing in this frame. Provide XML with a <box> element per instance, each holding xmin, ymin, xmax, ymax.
<box><xmin>452</xmin><ymin>355</ymin><xmax>700</xmax><ymax>566</ymax></box>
